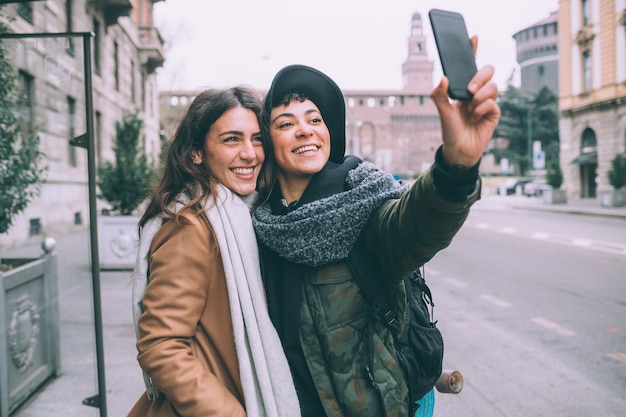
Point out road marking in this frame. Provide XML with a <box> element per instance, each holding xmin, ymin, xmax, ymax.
<box><xmin>480</xmin><ymin>293</ymin><xmax>512</xmax><ymax>308</ymax></box>
<box><xmin>531</xmin><ymin>232</ymin><xmax>550</xmax><ymax>240</ymax></box>
<box><xmin>445</xmin><ymin>278</ymin><xmax>467</xmax><ymax>288</ymax></box>
<box><xmin>531</xmin><ymin>317</ymin><xmax>576</xmax><ymax>336</ymax></box>
<box><xmin>572</xmin><ymin>238</ymin><xmax>591</xmax><ymax>247</ymax></box>
<box><xmin>608</xmin><ymin>352</ymin><xmax>626</xmax><ymax>365</ymax></box>
<box><xmin>470</xmin><ymin>224</ymin><xmax>626</xmax><ymax>256</ymax></box>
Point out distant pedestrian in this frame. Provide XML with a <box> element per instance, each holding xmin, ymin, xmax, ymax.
<box><xmin>128</xmin><ymin>86</ymin><xmax>300</xmax><ymax>417</ymax></box>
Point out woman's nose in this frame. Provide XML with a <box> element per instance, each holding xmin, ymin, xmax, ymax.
<box><xmin>240</xmin><ymin>140</ymin><xmax>256</xmax><ymax>159</ymax></box>
<box><xmin>295</xmin><ymin>124</ymin><xmax>313</xmax><ymax>137</ymax></box>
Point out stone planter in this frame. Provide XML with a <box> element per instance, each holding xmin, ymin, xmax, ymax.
<box><xmin>600</xmin><ymin>189</ymin><xmax>626</xmax><ymax>208</ymax></box>
<box><xmin>0</xmin><ymin>239</ymin><xmax>60</xmax><ymax>416</ymax></box>
<box><xmin>97</xmin><ymin>215</ymin><xmax>140</xmax><ymax>270</ymax></box>
<box><xmin>542</xmin><ymin>188</ymin><xmax>567</xmax><ymax>205</ymax></box>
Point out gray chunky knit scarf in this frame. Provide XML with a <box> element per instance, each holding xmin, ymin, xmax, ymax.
<box><xmin>253</xmin><ymin>161</ymin><xmax>409</xmax><ymax>266</ymax></box>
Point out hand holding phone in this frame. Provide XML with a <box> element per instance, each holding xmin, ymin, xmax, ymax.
<box><xmin>428</xmin><ymin>9</ymin><xmax>477</xmax><ymax>101</ymax></box>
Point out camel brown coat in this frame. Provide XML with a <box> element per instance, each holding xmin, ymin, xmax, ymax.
<box><xmin>127</xmin><ymin>213</ymin><xmax>246</xmax><ymax>417</ymax></box>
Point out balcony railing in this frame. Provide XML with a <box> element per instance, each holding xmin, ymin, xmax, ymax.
<box><xmin>89</xmin><ymin>0</ymin><xmax>134</xmax><ymax>26</ymax></box>
<box><xmin>138</xmin><ymin>26</ymin><xmax>165</xmax><ymax>73</ymax></box>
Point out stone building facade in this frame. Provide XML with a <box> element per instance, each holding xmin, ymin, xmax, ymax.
<box><xmin>513</xmin><ymin>11</ymin><xmax>559</xmax><ymax>94</ymax></box>
<box><xmin>160</xmin><ymin>11</ymin><xmax>448</xmax><ymax>179</ymax></box>
<box><xmin>0</xmin><ymin>0</ymin><xmax>164</xmax><ymax>250</ymax></box>
<box><xmin>558</xmin><ymin>0</ymin><xmax>626</xmax><ymax>200</ymax></box>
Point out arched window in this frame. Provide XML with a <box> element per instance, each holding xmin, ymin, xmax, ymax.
<box><xmin>581</xmin><ymin>127</ymin><xmax>597</xmax><ymax>153</ymax></box>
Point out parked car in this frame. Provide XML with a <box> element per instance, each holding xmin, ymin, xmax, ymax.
<box><xmin>497</xmin><ymin>178</ymin><xmax>532</xmax><ymax>195</ymax></box>
<box><xmin>523</xmin><ymin>180</ymin><xmax>552</xmax><ymax>197</ymax></box>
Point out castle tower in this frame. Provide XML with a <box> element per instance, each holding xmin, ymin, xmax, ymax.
<box><xmin>402</xmin><ymin>12</ymin><xmax>434</xmax><ymax>93</ymax></box>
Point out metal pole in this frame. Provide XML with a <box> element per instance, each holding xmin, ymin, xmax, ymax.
<box><xmin>81</xmin><ymin>32</ymin><xmax>108</xmax><ymax>417</ymax></box>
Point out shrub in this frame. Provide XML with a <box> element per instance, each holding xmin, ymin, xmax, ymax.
<box><xmin>607</xmin><ymin>154</ymin><xmax>626</xmax><ymax>190</ymax></box>
<box><xmin>545</xmin><ymin>159</ymin><xmax>563</xmax><ymax>189</ymax></box>
<box><xmin>97</xmin><ymin>111</ymin><xmax>157</xmax><ymax>215</ymax></box>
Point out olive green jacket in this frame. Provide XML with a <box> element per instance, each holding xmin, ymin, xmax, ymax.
<box><xmin>298</xmin><ymin>166</ymin><xmax>480</xmax><ymax>417</ymax></box>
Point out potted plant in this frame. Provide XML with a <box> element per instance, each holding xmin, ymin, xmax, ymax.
<box><xmin>600</xmin><ymin>153</ymin><xmax>626</xmax><ymax>207</ymax></box>
<box><xmin>96</xmin><ymin>110</ymin><xmax>157</xmax><ymax>269</ymax></box>
<box><xmin>543</xmin><ymin>159</ymin><xmax>567</xmax><ymax>204</ymax></box>
<box><xmin>1</xmin><ymin>20</ymin><xmax>60</xmax><ymax>416</ymax></box>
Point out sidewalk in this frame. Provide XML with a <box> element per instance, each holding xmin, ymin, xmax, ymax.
<box><xmin>7</xmin><ymin>195</ymin><xmax>625</xmax><ymax>417</ymax></box>
<box><xmin>477</xmin><ymin>192</ymin><xmax>626</xmax><ymax>219</ymax></box>
<box><xmin>7</xmin><ymin>232</ymin><xmax>143</xmax><ymax>417</ymax></box>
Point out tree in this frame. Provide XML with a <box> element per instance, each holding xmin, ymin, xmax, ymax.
<box><xmin>97</xmin><ymin>111</ymin><xmax>157</xmax><ymax>215</ymax></box>
<box><xmin>0</xmin><ymin>19</ymin><xmax>45</xmax><ymax>236</ymax></box>
<box><xmin>495</xmin><ymin>86</ymin><xmax>559</xmax><ymax>175</ymax></box>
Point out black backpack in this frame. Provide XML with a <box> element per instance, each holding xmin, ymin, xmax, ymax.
<box><xmin>345</xmin><ymin>233</ymin><xmax>444</xmax><ymax>415</ymax></box>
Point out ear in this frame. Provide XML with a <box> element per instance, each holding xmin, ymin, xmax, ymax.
<box><xmin>191</xmin><ymin>150</ymin><xmax>202</xmax><ymax>165</ymax></box>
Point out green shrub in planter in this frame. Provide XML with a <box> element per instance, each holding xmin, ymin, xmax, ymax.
<box><xmin>607</xmin><ymin>154</ymin><xmax>626</xmax><ymax>190</ymax></box>
<box><xmin>546</xmin><ymin>159</ymin><xmax>563</xmax><ymax>189</ymax></box>
<box><xmin>97</xmin><ymin>111</ymin><xmax>157</xmax><ymax>215</ymax></box>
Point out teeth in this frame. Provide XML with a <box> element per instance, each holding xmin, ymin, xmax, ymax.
<box><xmin>232</xmin><ymin>167</ymin><xmax>254</xmax><ymax>174</ymax></box>
<box><xmin>294</xmin><ymin>145</ymin><xmax>317</xmax><ymax>154</ymax></box>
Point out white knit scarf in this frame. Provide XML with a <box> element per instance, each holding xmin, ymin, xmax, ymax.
<box><xmin>131</xmin><ymin>184</ymin><xmax>301</xmax><ymax>417</ymax></box>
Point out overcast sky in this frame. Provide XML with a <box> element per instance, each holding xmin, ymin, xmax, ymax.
<box><xmin>153</xmin><ymin>0</ymin><xmax>559</xmax><ymax>92</ymax></box>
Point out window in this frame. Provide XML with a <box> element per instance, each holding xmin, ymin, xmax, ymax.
<box><xmin>66</xmin><ymin>0</ymin><xmax>74</xmax><ymax>55</ymax></box>
<box><xmin>131</xmin><ymin>60</ymin><xmax>136</xmax><ymax>103</ymax></box>
<box><xmin>17</xmin><ymin>71</ymin><xmax>34</xmax><ymax>138</ymax></box>
<box><xmin>582</xmin><ymin>50</ymin><xmax>592</xmax><ymax>91</ymax></box>
<box><xmin>581</xmin><ymin>127</ymin><xmax>597</xmax><ymax>153</ymax></box>
<box><xmin>114</xmin><ymin>41</ymin><xmax>120</xmax><ymax>91</ymax></box>
<box><xmin>68</xmin><ymin>96</ymin><xmax>77</xmax><ymax>167</ymax></box>
<box><xmin>93</xmin><ymin>18</ymin><xmax>101</xmax><ymax>75</ymax></box>
<box><xmin>29</xmin><ymin>218</ymin><xmax>42</xmax><ymax>236</ymax></box>
<box><xmin>95</xmin><ymin>111</ymin><xmax>102</xmax><ymax>167</ymax></box>
<box><xmin>581</xmin><ymin>0</ymin><xmax>590</xmax><ymax>26</ymax></box>
<box><xmin>17</xmin><ymin>2</ymin><xmax>33</xmax><ymax>23</ymax></box>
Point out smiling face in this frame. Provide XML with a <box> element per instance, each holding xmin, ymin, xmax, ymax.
<box><xmin>200</xmin><ymin>106</ymin><xmax>264</xmax><ymax>196</ymax></box>
<box><xmin>269</xmin><ymin>99</ymin><xmax>331</xmax><ymax>197</ymax></box>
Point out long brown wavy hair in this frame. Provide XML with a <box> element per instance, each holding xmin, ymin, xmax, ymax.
<box><xmin>138</xmin><ymin>86</ymin><xmax>272</xmax><ymax>233</ymax></box>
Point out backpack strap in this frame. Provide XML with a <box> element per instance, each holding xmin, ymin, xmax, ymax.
<box><xmin>345</xmin><ymin>231</ymin><xmax>398</xmax><ymax>331</ymax></box>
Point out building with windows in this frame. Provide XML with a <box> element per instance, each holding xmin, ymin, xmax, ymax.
<box><xmin>558</xmin><ymin>0</ymin><xmax>626</xmax><ymax>200</ymax></box>
<box><xmin>0</xmin><ymin>0</ymin><xmax>165</xmax><ymax>250</ymax></box>
<box><xmin>513</xmin><ymin>11</ymin><xmax>559</xmax><ymax>94</ymax></box>
<box><xmin>160</xmin><ymin>11</ymin><xmax>446</xmax><ymax>179</ymax></box>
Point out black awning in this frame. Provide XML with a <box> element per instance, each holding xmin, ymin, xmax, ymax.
<box><xmin>571</xmin><ymin>152</ymin><xmax>597</xmax><ymax>165</ymax></box>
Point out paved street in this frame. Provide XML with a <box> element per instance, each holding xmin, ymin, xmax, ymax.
<box><xmin>5</xmin><ymin>194</ymin><xmax>626</xmax><ymax>417</ymax></box>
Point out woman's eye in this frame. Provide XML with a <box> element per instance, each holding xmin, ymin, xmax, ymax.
<box><xmin>277</xmin><ymin>121</ymin><xmax>292</xmax><ymax>129</ymax></box>
<box><xmin>223</xmin><ymin>136</ymin><xmax>239</xmax><ymax>143</ymax></box>
<box><xmin>253</xmin><ymin>135</ymin><xmax>264</xmax><ymax>143</ymax></box>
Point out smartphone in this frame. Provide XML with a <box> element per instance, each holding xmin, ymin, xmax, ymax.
<box><xmin>428</xmin><ymin>9</ymin><xmax>477</xmax><ymax>101</ymax></box>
